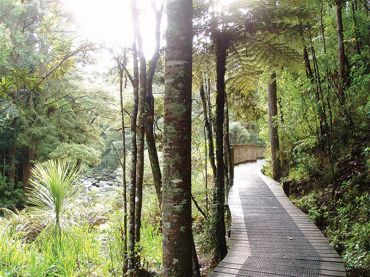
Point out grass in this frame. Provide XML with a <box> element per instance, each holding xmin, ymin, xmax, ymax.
<box><xmin>0</xmin><ymin>221</ymin><xmax>107</xmax><ymax>276</ymax></box>
<box><xmin>0</xmin><ymin>156</ymin><xmax>214</xmax><ymax>276</ymax></box>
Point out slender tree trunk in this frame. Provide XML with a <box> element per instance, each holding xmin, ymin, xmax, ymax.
<box><xmin>351</xmin><ymin>0</ymin><xmax>362</xmax><ymax>54</ymax></box>
<box><xmin>214</xmin><ymin>32</ymin><xmax>228</xmax><ymax>262</ymax></box>
<box><xmin>128</xmin><ymin>39</ymin><xmax>139</xmax><ymax>273</ymax></box>
<box><xmin>22</xmin><ymin>147</ymin><xmax>35</xmax><ymax>188</ymax></box>
<box><xmin>199</xmin><ymin>84</ymin><xmax>217</xmax><ymax>180</ymax></box>
<box><xmin>224</xmin><ymin>92</ymin><xmax>232</xmax><ymax>190</ymax></box>
<box><xmin>311</xmin><ymin>47</ymin><xmax>328</xmax><ymax>148</ymax></box>
<box><xmin>336</xmin><ymin>0</ymin><xmax>347</xmax><ymax>101</ymax></box>
<box><xmin>7</xmin><ymin>119</ymin><xmax>17</xmax><ymax>184</ymax></box>
<box><xmin>204</xmin><ymin>127</ymin><xmax>209</xmax><ymax>215</ymax></box>
<box><xmin>223</xmin><ymin>134</ymin><xmax>229</xmax><ymax>199</ymax></box>
<box><xmin>206</xmin><ymin>79</ymin><xmax>215</xmax><ymax>137</ymax></box>
<box><xmin>192</xmin><ymin>235</ymin><xmax>201</xmax><ymax>277</ymax></box>
<box><xmin>8</xmin><ymin>143</ymin><xmax>16</xmax><ymax>184</ymax></box>
<box><xmin>135</xmin><ymin>35</ymin><xmax>146</xmax><ymax>246</ymax></box>
<box><xmin>162</xmin><ymin>0</ymin><xmax>193</xmax><ymax>275</ymax></box>
<box><xmin>145</xmin><ymin>5</ymin><xmax>164</xmax><ymax>208</ymax></box>
<box><xmin>320</xmin><ymin>0</ymin><xmax>327</xmax><ymax>54</ymax></box>
<box><xmin>268</xmin><ymin>72</ymin><xmax>281</xmax><ymax>181</ymax></box>
<box><xmin>303</xmin><ymin>46</ymin><xmax>314</xmax><ymax>81</ymax></box>
<box><xmin>118</xmin><ymin>66</ymin><xmax>128</xmax><ymax>273</ymax></box>
<box><xmin>132</xmin><ymin>2</ymin><xmax>144</xmax><ymax>248</ymax></box>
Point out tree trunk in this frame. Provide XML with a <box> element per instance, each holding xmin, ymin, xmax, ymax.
<box><xmin>145</xmin><ymin>4</ymin><xmax>163</xmax><ymax>208</ymax></box>
<box><xmin>336</xmin><ymin>0</ymin><xmax>347</xmax><ymax>101</ymax></box>
<box><xmin>118</xmin><ymin>65</ymin><xmax>128</xmax><ymax>273</ymax></box>
<box><xmin>351</xmin><ymin>0</ymin><xmax>361</xmax><ymax>54</ymax></box>
<box><xmin>224</xmin><ymin>92</ymin><xmax>233</xmax><ymax>192</ymax></box>
<box><xmin>303</xmin><ymin>46</ymin><xmax>314</xmax><ymax>81</ymax></box>
<box><xmin>162</xmin><ymin>0</ymin><xmax>193</xmax><ymax>275</ymax></box>
<box><xmin>311</xmin><ymin>47</ymin><xmax>328</xmax><ymax>149</ymax></box>
<box><xmin>22</xmin><ymin>147</ymin><xmax>35</xmax><ymax>188</ymax></box>
<box><xmin>199</xmin><ymin>84</ymin><xmax>217</xmax><ymax>180</ymax></box>
<box><xmin>8</xmin><ymin>143</ymin><xmax>17</xmax><ymax>184</ymax></box>
<box><xmin>128</xmin><ymin>41</ymin><xmax>139</xmax><ymax>274</ymax></box>
<box><xmin>192</xmin><ymin>235</ymin><xmax>201</xmax><ymax>277</ymax></box>
<box><xmin>7</xmin><ymin>119</ymin><xmax>17</xmax><ymax>184</ymax></box>
<box><xmin>268</xmin><ymin>72</ymin><xmax>281</xmax><ymax>181</ymax></box>
<box><xmin>214</xmin><ymin>32</ymin><xmax>228</xmax><ymax>262</ymax></box>
<box><xmin>135</xmin><ymin>33</ymin><xmax>146</xmax><ymax>246</ymax></box>
<box><xmin>320</xmin><ymin>0</ymin><xmax>327</xmax><ymax>54</ymax></box>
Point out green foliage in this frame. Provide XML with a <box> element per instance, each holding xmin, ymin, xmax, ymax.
<box><xmin>105</xmin><ymin>211</ymin><xmax>126</xmax><ymax>276</ymax></box>
<box><xmin>229</xmin><ymin>121</ymin><xmax>264</xmax><ymax>145</ymax></box>
<box><xmin>26</xmin><ymin>160</ymin><xmax>81</xmax><ymax>235</ymax></box>
<box><xmin>292</xmin><ymin>188</ymin><xmax>370</xmax><ymax>273</ymax></box>
<box><xmin>139</xmin><ymin>224</ymin><xmax>162</xmax><ymax>271</ymax></box>
<box><xmin>0</xmin><ymin>174</ymin><xmax>24</xmax><ymax>209</ymax></box>
<box><xmin>0</xmin><ymin>221</ymin><xmax>108</xmax><ymax>276</ymax></box>
<box><xmin>50</xmin><ymin>143</ymin><xmax>101</xmax><ymax>167</ymax></box>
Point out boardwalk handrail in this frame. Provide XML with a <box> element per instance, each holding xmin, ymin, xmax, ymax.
<box><xmin>231</xmin><ymin>144</ymin><xmax>265</xmax><ymax>165</ymax></box>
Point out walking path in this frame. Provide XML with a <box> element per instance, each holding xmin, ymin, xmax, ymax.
<box><xmin>211</xmin><ymin>161</ymin><xmax>346</xmax><ymax>277</ymax></box>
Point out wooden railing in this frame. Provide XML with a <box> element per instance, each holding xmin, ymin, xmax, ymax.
<box><xmin>231</xmin><ymin>144</ymin><xmax>265</xmax><ymax>165</ymax></box>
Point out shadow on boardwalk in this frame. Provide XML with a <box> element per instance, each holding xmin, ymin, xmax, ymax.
<box><xmin>211</xmin><ymin>160</ymin><xmax>346</xmax><ymax>277</ymax></box>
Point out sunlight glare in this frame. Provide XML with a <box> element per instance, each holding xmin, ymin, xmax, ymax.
<box><xmin>62</xmin><ymin>0</ymin><xmax>157</xmax><ymax>58</ymax></box>
<box><xmin>214</xmin><ymin>0</ymin><xmax>237</xmax><ymax>12</ymax></box>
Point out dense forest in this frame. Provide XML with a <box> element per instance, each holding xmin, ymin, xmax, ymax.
<box><xmin>0</xmin><ymin>0</ymin><xmax>369</xmax><ymax>276</ymax></box>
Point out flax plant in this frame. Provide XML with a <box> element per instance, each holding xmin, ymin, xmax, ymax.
<box><xmin>25</xmin><ymin>160</ymin><xmax>81</xmax><ymax>238</ymax></box>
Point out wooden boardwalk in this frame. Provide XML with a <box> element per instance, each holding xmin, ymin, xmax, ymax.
<box><xmin>211</xmin><ymin>161</ymin><xmax>346</xmax><ymax>277</ymax></box>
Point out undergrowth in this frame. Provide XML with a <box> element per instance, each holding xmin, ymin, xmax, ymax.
<box><xmin>289</xmin><ymin>145</ymin><xmax>370</xmax><ymax>276</ymax></box>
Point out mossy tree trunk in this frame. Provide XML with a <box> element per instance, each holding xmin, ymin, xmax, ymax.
<box><xmin>224</xmin><ymin>92</ymin><xmax>233</xmax><ymax>192</ymax></box>
<box><xmin>268</xmin><ymin>72</ymin><xmax>281</xmax><ymax>181</ymax></box>
<box><xmin>214</xmin><ymin>31</ymin><xmax>228</xmax><ymax>262</ymax></box>
<box><xmin>162</xmin><ymin>0</ymin><xmax>193</xmax><ymax>276</ymax></box>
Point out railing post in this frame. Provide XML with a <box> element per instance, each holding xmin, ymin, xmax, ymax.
<box><xmin>230</xmin><ymin>146</ymin><xmax>234</xmax><ymax>186</ymax></box>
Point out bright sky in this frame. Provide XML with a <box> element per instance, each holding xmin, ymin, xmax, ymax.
<box><xmin>61</xmin><ymin>0</ymin><xmax>237</xmax><ymax>55</ymax></box>
<box><xmin>61</xmin><ymin>0</ymin><xmax>236</xmax><ymax>78</ymax></box>
<box><xmin>62</xmin><ymin>0</ymin><xmax>159</xmax><ymax>58</ymax></box>
<box><xmin>60</xmin><ymin>0</ymin><xmax>236</xmax><ymax>98</ymax></box>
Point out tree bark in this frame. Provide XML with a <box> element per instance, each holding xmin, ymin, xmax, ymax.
<box><xmin>162</xmin><ymin>0</ymin><xmax>193</xmax><ymax>276</ymax></box>
<box><xmin>128</xmin><ymin>40</ymin><xmax>139</xmax><ymax>276</ymax></box>
<box><xmin>320</xmin><ymin>0</ymin><xmax>327</xmax><ymax>54</ymax></box>
<box><xmin>192</xmin><ymin>235</ymin><xmax>201</xmax><ymax>277</ymax></box>
<box><xmin>268</xmin><ymin>72</ymin><xmax>281</xmax><ymax>181</ymax></box>
<box><xmin>7</xmin><ymin>119</ymin><xmax>17</xmax><ymax>184</ymax></box>
<box><xmin>336</xmin><ymin>0</ymin><xmax>347</xmax><ymax>101</ymax></box>
<box><xmin>22</xmin><ymin>147</ymin><xmax>35</xmax><ymax>188</ymax></box>
<box><xmin>303</xmin><ymin>46</ymin><xmax>314</xmax><ymax>81</ymax></box>
<box><xmin>135</xmin><ymin>28</ymin><xmax>146</xmax><ymax>246</ymax></box>
<box><xmin>224</xmin><ymin>92</ymin><xmax>233</xmax><ymax>191</ymax></box>
<box><xmin>145</xmin><ymin>4</ymin><xmax>163</xmax><ymax>208</ymax></box>
<box><xmin>214</xmin><ymin>32</ymin><xmax>228</xmax><ymax>262</ymax></box>
<box><xmin>351</xmin><ymin>0</ymin><xmax>362</xmax><ymax>54</ymax></box>
<box><xmin>199</xmin><ymin>84</ymin><xmax>217</xmax><ymax>180</ymax></box>
<box><xmin>8</xmin><ymin>143</ymin><xmax>17</xmax><ymax>184</ymax></box>
<box><xmin>118</xmin><ymin>64</ymin><xmax>128</xmax><ymax>273</ymax></box>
